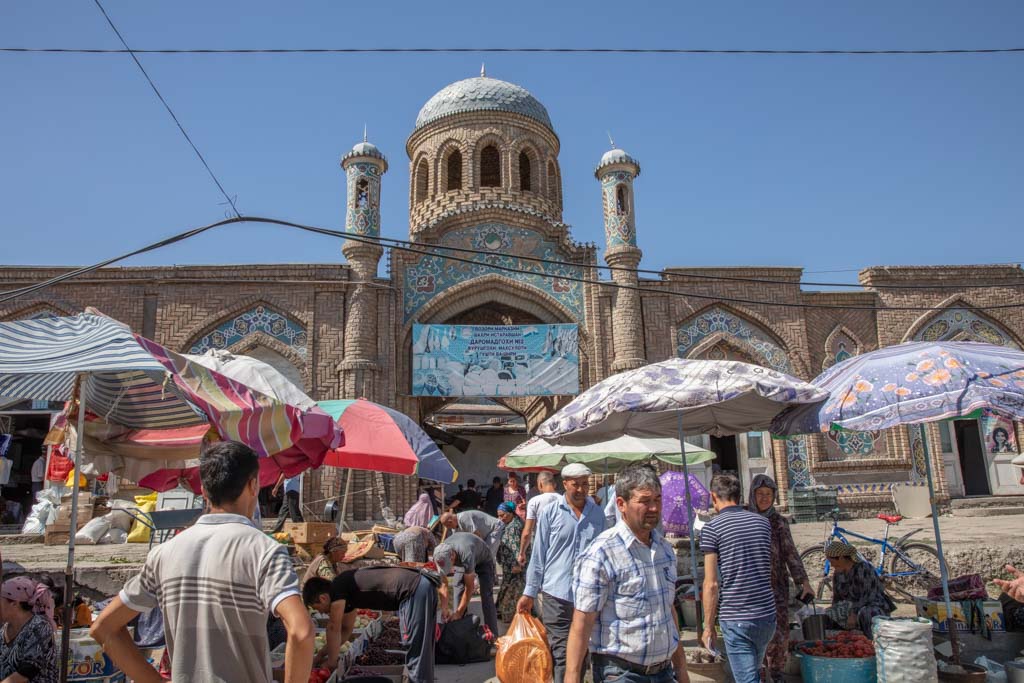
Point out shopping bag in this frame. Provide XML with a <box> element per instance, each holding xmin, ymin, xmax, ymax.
<box><xmin>495</xmin><ymin>612</ymin><xmax>553</xmax><ymax>683</ymax></box>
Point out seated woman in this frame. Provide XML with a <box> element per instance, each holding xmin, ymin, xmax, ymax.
<box><xmin>302</xmin><ymin>537</ymin><xmax>350</xmax><ymax>584</ymax></box>
<box><xmin>825</xmin><ymin>541</ymin><xmax>895</xmax><ymax>637</ymax></box>
<box><xmin>0</xmin><ymin>576</ymin><xmax>59</xmax><ymax>683</ymax></box>
<box><xmin>392</xmin><ymin>526</ymin><xmax>437</xmax><ymax>564</ymax></box>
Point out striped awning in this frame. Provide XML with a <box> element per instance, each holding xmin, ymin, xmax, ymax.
<box><xmin>0</xmin><ymin>314</ymin><xmax>205</xmax><ymax>428</ymax></box>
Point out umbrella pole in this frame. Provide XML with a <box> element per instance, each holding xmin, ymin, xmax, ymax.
<box><xmin>59</xmin><ymin>375</ymin><xmax>85</xmax><ymax>683</ymax></box>
<box><xmin>337</xmin><ymin>468</ymin><xmax>353</xmax><ymax>535</ymax></box>
<box><xmin>677</xmin><ymin>414</ymin><xmax>702</xmax><ymax>635</ymax></box>
<box><xmin>919</xmin><ymin>423</ymin><xmax>959</xmax><ymax>663</ymax></box>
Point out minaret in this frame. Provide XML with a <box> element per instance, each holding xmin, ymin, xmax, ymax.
<box><xmin>596</xmin><ymin>145</ymin><xmax>646</xmax><ymax>373</ymax></box>
<box><xmin>340</xmin><ymin>135</ymin><xmax>388</xmax><ymax>398</ymax></box>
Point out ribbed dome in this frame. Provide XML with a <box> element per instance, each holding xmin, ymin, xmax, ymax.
<box><xmin>595</xmin><ymin>148</ymin><xmax>640</xmax><ymax>177</ymax></box>
<box><xmin>415</xmin><ymin>77</ymin><xmax>553</xmax><ymax>131</ymax></box>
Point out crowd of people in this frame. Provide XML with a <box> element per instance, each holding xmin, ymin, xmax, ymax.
<box><xmin>2</xmin><ymin>442</ymin><xmax>1016</xmax><ymax>683</ymax></box>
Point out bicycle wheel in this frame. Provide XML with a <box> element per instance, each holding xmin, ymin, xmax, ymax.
<box><xmin>886</xmin><ymin>542</ymin><xmax>941</xmax><ymax>601</ymax></box>
<box><xmin>799</xmin><ymin>546</ymin><xmax>833</xmax><ymax>602</ymax></box>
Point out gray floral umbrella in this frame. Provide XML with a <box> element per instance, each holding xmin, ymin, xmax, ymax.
<box><xmin>536</xmin><ymin>358</ymin><xmax>827</xmax><ymax>633</ymax></box>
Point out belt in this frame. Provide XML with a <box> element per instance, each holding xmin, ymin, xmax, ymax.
<box><xmin>594</xmin><ymin>653</ymin><xmax>672</xmax><ymax>676</ymax></box>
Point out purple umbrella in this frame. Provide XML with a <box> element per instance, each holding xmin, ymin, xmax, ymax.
<box><xmin>660</xmin><ymin>471</ymin><xmax>710</xmax><ymax>536</ymax></box>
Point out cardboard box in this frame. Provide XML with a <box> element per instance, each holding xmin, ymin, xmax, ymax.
<box><xmin>283</xmin><ymin>522</ymin><xmax>336</xmax><ymax>545</ymax></box>
<box><xmin>913</xmin><ymin>597</ymin><xmax>1006</xmax><ymax>633</ymax></box>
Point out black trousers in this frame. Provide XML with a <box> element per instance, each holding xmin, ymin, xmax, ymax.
<box><xmin>272</xmin><ymin>490</ymin><xmax>303</xmax><ymax>532</ymax></box>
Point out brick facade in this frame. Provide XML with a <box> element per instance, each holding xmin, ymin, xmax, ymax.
<box><xmin>4</xmin><ymin>76</ymin><xmax>1023</xmax><ymax>519</ymax></box>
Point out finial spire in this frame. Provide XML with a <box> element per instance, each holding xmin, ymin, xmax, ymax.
<box><xmin>606</xmin><ymin>131</ymin><xmax>616</xmax><ymax>149</ymax></box>
<box><xmin>363</xmin><ymin>124</ymin><xmax>367</xmax><ymax>143</ymax></box>
<box><xmin>480</xmin><ymin>63</ymin><xmax>486</xmax><ymax>78</ymax></box>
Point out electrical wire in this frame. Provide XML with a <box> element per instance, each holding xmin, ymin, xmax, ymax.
<box><xmin>3</xmin><ymin>46</ymin><xmax>1023</xmax><ymax>56</ymax></box>
<box><xmin>90</xmin><ymin>0</ymin><xmax>241</xmax><ymax>218</ymax></box>
<box><xmin>4</xmin><ymin>215</ymin><xmax>1022</xmax><ymax>312</ymax></box>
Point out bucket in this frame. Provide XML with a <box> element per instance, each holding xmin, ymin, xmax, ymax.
<box><xmin>802</xmin><ymin>614</ymin><xmax>828</xmax><ymax>641</ymax></box>
<box><xmin>797</xmin><ymin>649</ymin><xmax>877</xmax><ymax>683</ymax></box>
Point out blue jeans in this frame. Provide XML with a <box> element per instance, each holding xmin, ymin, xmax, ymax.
<box><xmin>720</xmin><ymin>617</ymin><xmax>776</xmax><ymax>683</ymax></box>
<box><xmin>592</xmin><ymin>654</ymin><xmax>676</xmax><ymax>683</ymax></box>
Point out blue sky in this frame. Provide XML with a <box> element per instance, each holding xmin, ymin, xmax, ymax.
<box><xmin>2</xmin><ymin>2</ymin><xmax>1022</xmax><ymax>283</ymax></box>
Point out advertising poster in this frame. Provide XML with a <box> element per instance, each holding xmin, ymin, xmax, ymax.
<box><xmin>411</xmin><ymin>324</ymin><xmax>579</xmax><ymax>397</ymax></box>
<box><xmin>981</xmin><ymin>412</ymin><xmax>1018</xmax><ymax>455</ymax></box>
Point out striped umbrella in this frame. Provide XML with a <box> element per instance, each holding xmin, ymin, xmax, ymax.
<box><xmin>319</xmin><ymin>399</ymin><xmax>457</xmax><ymax>483</ymax></box>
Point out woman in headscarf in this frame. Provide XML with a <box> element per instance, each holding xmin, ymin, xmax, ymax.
<box><xmin>825</xmin><ymin>540</ymin><xmax>895</xmax><ymax>637</ymax></box>
<box><xmin>392</xmin><ymin>526</ymin><xmax>438</xmax><ymax>564</ymax></box>
<box><xmin>494</xmin><ymin>501</ymin><xmax>526</xmax><ymax>621</ymax></box>
<box><xmin>404</xmin><ymin>488</ymin><xmax>438</xmax><ymax>529</ymax></box>
<box><xmin>0</xmin><ymin>576</ymin><xmax>58</xmax><ymax>683</ymax></box>
<box><xmin>503</xmin><ymin>473</ymin><xmax>526</xmax><ymax>521</ymax></box>
<box><xmin>748</xmin><ymin>474</ymin><xmax>814</xmax><ymax>683</ymax></box>
<box><xmin>302</xmin><ymin>536</ymin><xmax>350</xmax><ymax>584</ymax></box>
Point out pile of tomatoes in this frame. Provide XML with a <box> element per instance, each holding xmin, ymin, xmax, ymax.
<box><xmin>307</xmin><ymin>667</ymin><xmax>332</xmax><ymax>683</ymax></box>
<box><xmin>800</xmin><ymin>632</ymin><xmax>876</xmax><ymax>659</ymax></box>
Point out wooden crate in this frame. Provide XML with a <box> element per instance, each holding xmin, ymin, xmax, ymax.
<box><xmin>283</xmin><ymin>522</ymin><xmax>337</xmax><ymax>545</ymax></box>
<box><xmin>44</xmin><ymin>529</ymin><xmax>71</xmax><ymax>545</ymax></box>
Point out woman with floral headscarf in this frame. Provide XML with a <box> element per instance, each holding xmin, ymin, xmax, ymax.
<box><xmin>494</xmin><ymin>501</ymin><xmax>526</xmax><ymax>621</ymax></box>
<box><xmin>0</xmin><ymin>576</ymin><xmax>58</xmax><ymax>683</ymax></box>
<box><xmin>748</xmin><ymin>474</ymin><xmax>815</xmax><ymax>683</ymax></box>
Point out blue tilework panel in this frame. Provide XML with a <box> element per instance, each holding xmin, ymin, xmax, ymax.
<box><xmin>189</xmin><ymin>305</ymin><xmax>307</xmax><ymax>359</ymax></box>
<box><xmin>402</xmin><ymin>224</ymin><xmax>584</xmax><ymax>322</ymax></box>
<box><xmin>677</xmin><ymin>307</ymin><xmax>792</xmax><ymax>373</ymax></box>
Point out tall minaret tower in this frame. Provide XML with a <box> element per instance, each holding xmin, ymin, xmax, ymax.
<box><xmin>597</xmin><ymin>146</ymin><xmax>646</xmax><ymax>373</ymax></box>
<box><xmin>340</xmin><ymin>135</ymin><xmax>388</xmax><ymax>398</ymax></box>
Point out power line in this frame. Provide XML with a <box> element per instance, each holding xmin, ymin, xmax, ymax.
<box><xmin>89</xmin><ymin>0</ymin><xmax>241</xmax><ymax>218</ymax></box>
<box><xmin>3</xmin><ymin>46</ymin><xmax>1023</xmax><ymax>56</ymax></box>
<box><xmin>3</xmin><ymin>216</ymin><xmax>1022</xmax><ymax>313</ymax></box>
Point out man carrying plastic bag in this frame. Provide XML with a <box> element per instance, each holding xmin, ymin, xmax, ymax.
<box><xmin>496</xmin><ymin>612</ymin><xmax>554</xmax><ymax>683</ymax></box>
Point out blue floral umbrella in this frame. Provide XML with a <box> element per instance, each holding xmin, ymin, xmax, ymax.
<box><xmin>536</xmin><ymin>358</ymin><xmax>827</xmax><ymax>633</ymax></box>
<box><xmin>771</xmin><ymin>340</ymin><xmax>1024</xmax><ymax>661</ymax></box>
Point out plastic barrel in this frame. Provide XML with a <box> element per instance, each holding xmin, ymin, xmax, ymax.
<box><xmin>798</xmin><ymin>651</ymin><xmax>877</xmax><ymax>683</ymax></box>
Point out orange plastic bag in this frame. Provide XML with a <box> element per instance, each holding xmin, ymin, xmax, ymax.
<box><xmin>495</xmin><ymin>612</ymin><xmax>554</xmax><ymax>683</ymax></box>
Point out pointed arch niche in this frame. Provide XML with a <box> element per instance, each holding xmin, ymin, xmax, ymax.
<box><xmin>676</xmin><ymin>305</ymin><xmax>792</xmax><ymax>373</ymax></box>
<box><xmin>187</xmin><ymin>304</ymin><xmax>309</xmax><ymax>362</ymax></box>
<box><xmin>822</xmin><ymin>325</ymin><xmax>864</xmax><ymax>370</ymax></box>
<box><xmin>906</xmin><ymin>304</ymin><xmax>1021</xmax><ymax>348</ymax></box>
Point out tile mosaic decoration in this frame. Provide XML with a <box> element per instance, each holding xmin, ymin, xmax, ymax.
<box><xmin>915</xmin><ymin>307</ymin><xmax>1019</xmax><ymax>348</ymax></box>
<box><xmin>345</xmin><ymin>162</ymin><xmax>381</xmax><ymax>237</ymax></box>
<box><xmin>402</xmin><ymin>223</ymin><xmax>584</xmax><ymax>322</ymax></box>
<box><xmin>907</xmin><ymin>425</ymin><xmax>928</xmax><ymax>481</ymax></box>
<box><xmin>785</xmin><ymin>437</ymin><xmax>814</xmax><ymax>488</ymax></box>
<box><xmin>677</xmin><ymin>306</ymin><xmax>792</xmax><ymax>372</ymax></box>
<box><xmin>600</xmin><ymin>170</ymin><xmax>636</xmax><ymax>248</ymax></box>
<box><xmin>823</xmin><ymin>326</ymin><xmax>860</xmax><ymax>370</ymax></box>
<box><xmin>189</xmin><ymin>305</ymin><xmax>307</xmax><ymax>358</ymax></box>
<box><xmin>825</xmin><ymin>427</ymin><xmax>886</xmax><ymax>461</ymax></box>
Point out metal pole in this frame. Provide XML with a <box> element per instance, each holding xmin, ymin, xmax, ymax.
<box><xmin>919</xmin><ymin>423</ymin><xmax>960</xmax><ymax>663</ymax></box>
<box><xmin>59</xmin><ymin>375</ymin><xmax>85</xmax><ymax>683</ymax></box>
<box><xmin>677</xmin><ymin>414</ymin><xmax>702</xmax><ymax>634</ymax></box>
<box><xmin>337</xmin><ymin>468</ymin><xmax>353</xmax><ymax>535</ymax></box>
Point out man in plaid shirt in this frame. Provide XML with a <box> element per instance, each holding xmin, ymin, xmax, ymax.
<box><xmin>565</xmin><ymin>464</ymin><xmax>689</xmax><ymax>683</ymax></box>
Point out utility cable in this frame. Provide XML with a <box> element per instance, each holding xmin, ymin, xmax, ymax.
<box><xmin>3</xmin><ymin>46</ymin><xmax>1023</xmax><ymax>56</ymax></box>
<box><xmin>3</xmin><ymin>215</ymin><xmax>1023</xmax><ymax>310</ymax></box>
<box><xmin>90</xmin><ymin>0</ymin><xmax>241</xmax><ymax>218</ymax></box>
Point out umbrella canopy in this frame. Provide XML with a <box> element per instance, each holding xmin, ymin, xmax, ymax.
<box><xmin>770</xmin><ymin>340</ymin><xmax>1024</xmax><ymax>665</ymax></box>
<box><xmin>503</xmin><ymin>434</ymin><xmax>715</xmax><ymax>472</ymax></box>
<box><xmin>661</xmin><ymin>471</ymin><xmax>711</xmax><ymax>536</ymax></box>
<box><xmin>772</xmin><ymin>340</ymin><xmax>1024</xmax><ymax>435</ymax></box>
<box><xmin>536</xmin><ymin>358</ymin><xmax>829</xmax><ymax>443</ymax></box>
<box><xmin>319</xmin><ymin>399</ymin><xmax>458</xmax><ymax>483</ymax></box>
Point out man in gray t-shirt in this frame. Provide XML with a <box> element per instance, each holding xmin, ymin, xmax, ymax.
<box><xmin>91</xmin><ymin>442</ymin><xmax>315</xmax><ymax>683</ymax></box>
<box><xmin>440</xmin><ymin>509</ymin><xmax>504</xmax><ymax>557</ymax></box>
<box><xmin>434</xmin><ymin>531</ymin><xmax>498</xmax><ymax>636</ymax></box>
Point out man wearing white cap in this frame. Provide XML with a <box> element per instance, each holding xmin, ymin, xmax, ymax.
<box><xmin>517</xmin><ymin>463</ymin><xmax>605</xmax><ymax>683</ymax></box>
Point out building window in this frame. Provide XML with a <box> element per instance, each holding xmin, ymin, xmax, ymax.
<box><xmin>480</xmin><ymin>145</ymin><xmax>501</xmax><ymax>187</ymax></box>
<box><xmin>446</xmin><ymin>150</ymin><xmax>462</xmax><ymax>192</ymax></box>
<box><xmin>415</xmin><ymin>159</ymin><xmax>429</xmax><ymax>203</ymax></box>
<box><xmin>615</xmin><ymin>185</ymin><xmax>628</xmax><ymax>215</ymax></box>
<box><xmin>355</xmin><ymin>179</ymin><xmax>369</xmax><ymax>208</ymax></box>
<box><xmin>939</xmin><ymin>422</ymin><xmax>954</xmax><ymax>453</ymax></box>
<box><xmin>747</xmin><ymin>431</ymin><xmax>764</xmax><ymax>459</ymax></box>
<box><xmin>518</xmin><ymin>151</ymin><xmax>532</xmax><ymax>191</ymax></box>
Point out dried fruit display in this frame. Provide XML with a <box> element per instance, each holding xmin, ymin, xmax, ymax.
<box><xmin>799</xmin><ymin>632</ymin><xmax>876</xmax><ymax>659</ymax></box>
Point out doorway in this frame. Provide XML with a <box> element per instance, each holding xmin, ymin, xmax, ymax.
<box><xmin>954</xmin><ymin>420</ymin><xmax>990</xmax><ymax>496</ymax></box>
<box><xmin>709</xmin><ymin>435</ymin><xmax>739</xmax><ymax>476</ymax></box>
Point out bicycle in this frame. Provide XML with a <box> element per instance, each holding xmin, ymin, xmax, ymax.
<box><xmin>798</xmin><ymin>507</ymin><xmax>941</xmax><ymax>603</ymax></box>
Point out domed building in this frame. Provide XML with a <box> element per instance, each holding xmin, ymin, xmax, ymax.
<box><xmin>1</xmin><ymin>71</ymin><xmax>1022</xmax><ymax>521</ymax></box>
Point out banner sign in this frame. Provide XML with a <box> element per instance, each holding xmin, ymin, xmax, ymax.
<box><xmin>411</xmin><ymin>324</ymin><xmax>579</xmax><ymax>397</ymax></box>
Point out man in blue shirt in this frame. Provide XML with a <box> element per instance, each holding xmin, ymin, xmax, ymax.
<box><xmin>271</xmin><ymin>472</ymin><xmax>304</xmax><ymax>533</ymax></box>
<box><xmin>700</xmin><ymin>474</ymin><xmax>774</xmax><ymax>683</ymax></box>
<box><xmin>517</xmin><ymin>463</ymin><xmax>604</xmax><ymax>683</ymax></box>
<box><xmin>566</xmin><ymin>464</ymin><xmax>689</xmax><ymax>683</ymax></box>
